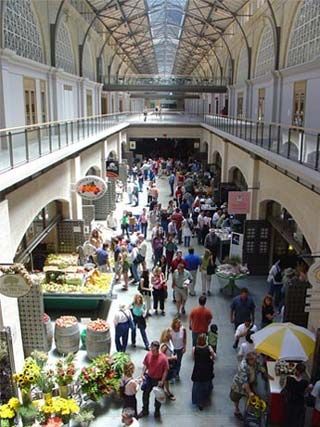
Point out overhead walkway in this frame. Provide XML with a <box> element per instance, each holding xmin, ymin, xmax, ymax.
<box><xmin>104</xmin><ymin>75</ymin><xmax>228</xmax><ymax>93</ymax></box>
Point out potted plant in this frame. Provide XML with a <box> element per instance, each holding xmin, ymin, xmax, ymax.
<box><xmin>0</xmin><ymin>398</ymin><xmax>20</xmax><ymax>427</ymax></box>
<box><xmin>73</xmin><ymin>409</ymin><xmax>94</xmax><ymax>427</ymax></box>
<box><xmin>13</xmin><ymin>358</ymin><xmax>41</xmax><ymax>404</ymax></box>
<box><xmin>36</xmin><ymin>368</ymin><xmax>55</xmax><ymax>402</ymax></box>
<box><xmin>17</xmin><ymin>404</ymin><xmax>38</xmax><ymax>426</ymax></box>
<box><xmin>38</xmin><ymin>397</ymin><xmax>79</xmax><ymax>426</ymax></box>
<box><xmin>55</xmin><ymin>354</ymin><xmax>76</xmax><ymax>398</ymax></box>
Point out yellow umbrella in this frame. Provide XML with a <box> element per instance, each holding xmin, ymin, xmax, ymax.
<box><xmin>252</xmin><ymin>322</ymin><xmax>315</xmax><ymax>361</ymax></box>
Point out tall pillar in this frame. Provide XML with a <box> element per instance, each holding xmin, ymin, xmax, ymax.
<box><xmin>70</xmin><ymin>156</ymin><xmax>82</xmax><ymax>220</ymax></box>
<box><xmin>221</xmin><ymin>140</ymin><xmax>229</xmax><ymax>182</ymax></box>
<box><xmin>246</xmin><ymin>155</ymin><xmax>260</xmax><ymax>220</ymax></box>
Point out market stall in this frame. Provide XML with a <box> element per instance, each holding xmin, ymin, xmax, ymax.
<box><xmin>214</xmin><ymin>229</ymin><xmax>231</xmax><ymax>262</ymax></box>
<box><xmin>252</xmin><ymin>323</ymin><xmax>315</xmax><ymax>425</ymax></box>
<box><xmin>216</xmin><ymin>259</ymin><xmax>249</xmax><ymax>296</ymax></box>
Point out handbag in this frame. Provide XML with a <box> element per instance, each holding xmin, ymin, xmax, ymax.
<box><xmin>207</xmin><ymin>258</ymin><xmax>216</xmax><ymax>275</ymax></box>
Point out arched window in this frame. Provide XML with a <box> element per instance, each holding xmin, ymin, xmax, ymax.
<box><xmin>236</xmin><ymin>46</ymin><xmax>248</xmax><ymax>84</ymax></box>
<box><xmin>82</xmin><ymin>41</ymin><xmax>95</xmax><ymax>81</ymax></box>
<box><xmin>3</xmin><ymin>0</ymin><xmax>44</xmax><ymax>63</ymax></box>
<box><xmin>255</xmin><ymin>24</ymin><xmax>275</xmax><ymax>77</ymax></box>
<box><xmin>287</xmin><ymin>0</ymin><xmax>320</xmax><ymax>67</ymax></box>
<box><xmin>56</xmin><ymin>21</ymin><xmax>76</xmax><ymax>74</ymax></box>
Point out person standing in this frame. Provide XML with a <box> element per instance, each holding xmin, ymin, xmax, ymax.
<box><xmin>261</xmin><ymin>294</ymin><xmax>275</xmax><ymax>328</ymax></box>
<box><xmin>199</xmin><ymin>249</ymin><xmax>216</xmax><ymax>296</ymax></box>
<box><xmin>151</xmin><ymin>266</ymin><xmax>166</xmax><ymax>316</ymax></box>
<box><xmin>184</xmin><ymin>247</ymin><xmax>201</xmax><ymax>296</ymax></box>
<box><xmin>311</xmin><ymin>379</ymin><xmax>320</xmax><ymax>426</ymax></box>
<box><xmin>164</xmin><ymin>234</ymin><xmax>177</xmax><ymax>276</ymax></box>
<box><xmin>171</xmin><ymin>208</ymin><xmax>184</xmax><ymax>244</ymax></box>
<box><xmin>283</xmin><ymin>363</ymin><xmax>309</xmax><ymax>427</ymax></box>
<box><xmin>267</xmin><ymin>259</ymin><xmax>283</xmax><ymax>309</ymax></box>
<box><xmin>204</xmin><ymin>228</ymin><xmax>218</xmax><ymax>254</ymax></box>
<box><xmin>138</xmin><ymin>341</ymin><xmax>169</xmax><ymax>419</ymax></box>
<box><xmin>169</xmin><ymin>172</ymin><xmax>175</xmax><ymax>197</ymax></box>
<box><xmin>191</xmin><ymin>333</ymin><xmax>215</xmax><ymax>411</ymax></box>
<box><xmin>138</xmin><ymin>209</ymin><xmax>148</xmax><ymax>239</ymax></box>
<box><xmin>121</xmin><ymin>211</ymin><xmax>130</xmax><ymax>238</ymax></box>
<box><xmin>181</xmin><ymin>216</ymin><xmax>193</xmax><ymax>247</ymax></box>
<box><xmin>114</xmin><ymin>304</ymin><xmax>134</xmax><ymax>352</ymax></box>
<box><xmin>131</xmin><ymin>294</ymin><xmax>150</xmax><ymax>351</ymax></box>
<box><xmin>234</xmin><ymin>318</ymin><xmax>257</xmax><ymax>350</ymax></box>
<box><xmin>172</xmin><ymin>263</ymin><xmax>192</xmax><ymax>317</ymax></box>
<box><xmin>95</xmin><ymin>243</ymin><xmax>110</xmax><ymax>272</ymax></box>
<box><xmin>170</xmin><ymin>318</ymin><xmax>186</xmax><ymax>381</ymax></box>
<box><xmin>230</xmin><ymin>288</ymin><xmax>255</xmax><ymax>348</ymax></box>
<box><xmin>159</xmin><ymin>329</ymin><xmax>177</xmax><ymax>400</ymax></box>
<box><xmin>152</xmin><ymin>232</ymin><xmax>164</xmax><ymax>267</ymax></box>
<box><xmin>189</xmin><ymin>295</ymin><xmax>213</xmax><ymax>346</ymax></box>
<box><xmin>139</xmin><ymin>269</ymin><xmax>152</xmax><ymax>316</ymax></box>
<box><xmin>120</xmin><ymin>362</ymin><xmax>141</xmax><ymax>416</ymax></box>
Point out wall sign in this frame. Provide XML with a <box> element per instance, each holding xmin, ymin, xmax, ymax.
<box><xmin>129</xmin><ymin>141</ymin><xmax>136</xmax><ymax>150</ymax></box>
<box><xmin>228</xmin><ymin>191</ymin><xmax>251</xmax><ymax>214</ymax></box>
<box><xmin>106</xmin><ymin>160</ymin><xmax>119</xmax><ymax>179</ymax></box>
<box><xmin>75</xmin><ymin>176</ymin><xmax>107</xmax><ymax>200</ymax></box>
<box><xmin>0</xmin><ymin>274</ymin><xmax>31</xmax><ymax>298</ymax></box>
<box><xmin>307</xmin><ymin>261</ymin><xmax>320</xmax><ymax>289</ymax></box>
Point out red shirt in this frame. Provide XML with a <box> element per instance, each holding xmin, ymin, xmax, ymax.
<box><xmin>189</xmin><ymin>306</ymin><xmax>213</xmax><ymax>333</ymax></box>
<box><xmin>171</xmin><ymin>257</ymin><xmax>187</xmax><ymax>272</ymax></box>
<box><xmin>143</xmin><ymin>352</ymin><xmax>169</xmax><ymax>380</ymax></box>
<box><xmin>171</xmin><ymin>211</ymin><xmax>183</xmax><ymax>229</ymax></box>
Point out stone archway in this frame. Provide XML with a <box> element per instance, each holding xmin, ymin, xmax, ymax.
<box><xmin>228</xmin><ymin>166</ymin><xmax>248</xmax><ymax>190</ymax></box>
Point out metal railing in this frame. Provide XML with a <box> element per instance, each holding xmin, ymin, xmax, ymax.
<box><xmin>204</xmin><ymin>114</ymin><xmax>320</xmax><ymax>172</ymax></box>
<box><xmin>0</xmin><ymin>112</ymin><xmax>132</xmax><ymax>173</ymax></box>
<box><xmin>107</xmin><ymin>75</ymin><xmax>228</xmax><ymax>87</ymax></box>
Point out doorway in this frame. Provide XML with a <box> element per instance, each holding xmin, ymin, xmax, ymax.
<box><xmin>86</xmin><ymin>90</ymin><xmax>93</xmax><ymax>116</ymax></box>
<box><xmin>237</xmin><ymin>92</ymin><xmax>244</xmax><ymax>118</ymax></box>
<box><xmin>257</xmin><ymin>88</ymin><xmax>265</xmax><ymax>121</ymax></box>
<box><xmin>24</xmin><ymin>78</ymin><xmax>37</xmax><ymax>125</ymax></box>
<box><xmin>292</xmin><ymin>80</ymin><xmax>306</xmax><ymax>127</ymax></box>
<box><xmin>63</xmin><ymin>85</ymin><xmax>74</xmax><ymax>119</ymax></box>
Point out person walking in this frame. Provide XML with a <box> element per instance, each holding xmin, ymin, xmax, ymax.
<box><xmin>139</xmin><ymin>269</ymin><xmax>152</xmax><ymax>316</ymax></box>
<box><xmin>169</xmin><ymin>172</ymin><xmax>175</xmax><ymax>196</ymax></box>
<box><xmin>131</xmin><ymin>294</ymin><xmax>150</xmax><ymax>351</ymax></box>
<box><xmin>121</xmin><ymin>211</ymin><xmax>130</xmax><ymax>238</ymax></box>
<box><xmin>172</xmin><ymin>263</ymin><xmax>192</xmax><ymax>317</ymax></box>
<box><xmin>152</xmin><ymin>232</ymin><xmax>164</xmax><ymax>267</ymax></box>
<box><xmin>189</xmin><ymin>295</ymin><xmax>213</xmax><ymax>347</ymax></box>
<box><xmin>138</xmin><ymin>341</ymin><xmax>169</xmax><ymax>419</ymax></box>
<box><xmin>171</xmin><ymin>208</ymin><xmax>184</xmax><ymax>244</ymax></box>
<box><xmin>234</xmin><ymin>318</ymin><xmax>257</xmax><ymax>350</ymax></box>
<box><xmin>191</xmin><ymin>333</ymin><xmax>215</xmax><ymax>410</ymax></box>
<box><xmin>181</xmin><ymin>216</ymin><xmax>193</xmax><ymax>247</ymax></box>
<box><xmin>159</xmin><ymin>328</ymin><xmax>177</xmax><ymax>401</ymax></box>
<box><xmin>204</xmin><ymin>228</ymin><xmax>218</xmax><ymax>254</ymax></box>
<box><xmin>199</xmin><ymin>249</ymin><xmax>216</xmax><ymax>296</ymax></box>
<box><xmin>120</xmin><ymin>361</ymin><xmax>141</xmax><ymax>416</ymax></box>
<box><xmin>184</xmin><ymin>247</ymin><xmax>201</xmax><ymax>296</ymax></box>
<box><xmin>164</xmin><ymin>234</ymin><xmax>177</xmax><ymax>277</ymax></box>
<box><xmin>138</xmin><ymin>208</ymin><xmax>148</xmax><ymax>238</ymax></box>
<box><xmin>114</xmin><ymin>304</ymin><xmax>134</xmax><ymax>352</ymax></box>
<box><xmin>230</xmin><ymin>288</ymin><xmax>255</xmax><ymax>349</ymax></box>
<box><xmin>151</xmin><ymin>266</ymin><xmax>166</xmax><ymax>315</ymax></box>
<box><xmin>120</xmin><ymin>250</ymin><xmax>130</xmax><ymax>290</ymax></box>
<box><xmin>170</xmin><ymin>318</ymin><xmax>187</xmax><ymax>381</ymax></box>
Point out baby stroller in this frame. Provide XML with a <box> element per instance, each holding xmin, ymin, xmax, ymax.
<box><xmin>244</xmin><ymin>395</ymin><xmax>268</xmax><ymax>427</ymax></box>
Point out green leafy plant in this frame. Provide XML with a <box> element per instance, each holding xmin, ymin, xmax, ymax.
<box><xmin>74</xmin><ymin>409</ymin><xmax>95</xmax><ymax>423</ymax></box>
<box><xmin>111</xmin><ymin>352</ymin><xmax>131</xmax><ymax>377</ymax></box>
<box><xmin>55</xmin><ymin>353</ymin><xmax>76</xmax><ymax>386</ymax></box>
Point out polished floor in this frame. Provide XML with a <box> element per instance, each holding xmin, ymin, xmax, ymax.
<box><xmin>81</xmin><ymin>175</ymin><xmax>274</xmax><ymax>427</ymax></box>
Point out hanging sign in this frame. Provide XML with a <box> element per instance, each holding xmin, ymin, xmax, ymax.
<box><xmin>0</xmin><ymin>274</ymin><xmax>31</xmax><ymax>298</ymax></box>
<box><xmin>307</xmin><ymin>261</ymin><xmax>320</xmax><ymax>289</ymax></box>
<box><xmin>228</xmin><ymin>191</ymin><xmax>251</xmax><ymax>214</ymax></box>
<box><xmin>75</xmin><ymin>176</ymin><xmax>107</xmax><ymax>200</ymax></box>
<box><xmin>106</xmin><ymin>159</ymin><xmax>119</xmax><ymax>179</ymax></box>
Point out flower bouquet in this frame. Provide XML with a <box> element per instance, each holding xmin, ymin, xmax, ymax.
<box><xmin>79</xmin><ymin>354</ymin><xmax>120</xmax><ymax>401</ymax></box>
<box><xmin>37</xmin><ymin>397</ymin><xmax>79</xmax><ymax>425</ymax></box>
<box><xmin>55</xmin><ymin>354</ymin><xmax>76</xmax><ymax>398</ymax></box>
<box><xmin>0</xmin><ymin>397</ymin><xmax>20</xmax><ymax>427</ymax></box>
<box><xmin>13</xmin><ymin>358</ymin><xmax>42</xmax><ymax>404</ymax></box>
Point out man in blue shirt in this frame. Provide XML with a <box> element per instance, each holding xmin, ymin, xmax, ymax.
<box><xmin>184</xmin><ymin>247</ymin><xmax>201</xmax><ymax>296</ymax></box>
<box><xmin>96</xmin><ymin>243</ymin><xmax>110</xmax><ymax>272</ymax></box>
<box><xmin>230</xmin><ymin>288</ymin><xmax>255</xmax><ymax>348</ymax></box>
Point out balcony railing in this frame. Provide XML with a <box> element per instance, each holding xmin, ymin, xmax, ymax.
<box><xmin>204</xmin><ymin>114</ymin><xmax>320</xmax><ymax>172</ymax></box>
<box><xmin>0</xmin><ymin>112</ymin><xmax>132</xmax><ymax>174</ymax></box>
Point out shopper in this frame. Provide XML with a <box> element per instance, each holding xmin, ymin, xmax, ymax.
<box><xmin>138</xmin><ymin>208</ymin><xmax>148</xmax><ymax>238</ymax></box>
<box><xmin>137</xmin><ymin>269</ymin><xmax>151</xmax><ymax>314</ymax></box>
<box><xmin>131</xmin><ymin>294</ymin><xmax>149</xmax><ymax>351</ymax></box>
<box><xmin>89</xmin><ymin>228</ymin><xmax>103</xmax><ymax>249</ymax></box>
<box><xmin>138</xmin><ymin>341</ymin><xmax>169</xmax><ymax>419</ymax></box>
<box><xmin>151</xmin><ymin>266</ymin><xmax>166</xmax><ymax>315</ymax></box>
<box><xmin>181</xmin><ymin>216</ymin><xmax>193</xmax><ymax>247</ymax></box>
<box><xmin>189</xmin><ymin>295</ymin><xmax>213</xmax><ymax>346</ymax></box>
<box><xmin>311</xmin><ymin>379</ymin><xmax>320</xmax><ymax>426</ymax></box>
<box><xmin>152</xmin><ymin>232</ymin><xmax>164</xmax><ymax>267</ymax></box>
<box><xmin>191</xmin><ymin>333</ymin><xmax>215</xmax><ymax>410</ymax></box>
<box><xmin>230</xmin><ymin>288</ymin><xmax>255</xmax><ymax>345</ymax></box>
<box><xmin>261</xmin><ymin>294</ymin><xmax>275</xmax><ymax>328</ymax></box>
<box><xmin>122</xmin><ymin>407</ymin><xmax>140</xmax><ymax>426</ymax></box>
<box><xmin>229</xmin><ymin>352</ymin><xmax>260</xmax><ymax>420</ymax></box>
<box><xmin>234</xmin><ymin>318</ymin><xmax>258</xmax><ymax>350</ymax></box>
<box><xmin>207</xmin><ymin>324</ymin><xmax>218</xmax><ymax>353</ymax></box>
<box><xmin>95</xmin><ymin>243</ymin><xmax>110</xmax><ymax>272</ymax></box>
<box><xmin>121</xmin><ymin>211</ymin><xmax>130</xmax><ymax>238</ymax></box>
<box><xmin>184</xmin><ymin>247</ymin><xmax>201</xmax><ymax>296</ymax></box>
<box><xmin>267</xmin><ymin>259</ymin><xmax>283</xmax><ymax>309</ymax></box>
<box><xmin>114</xmin><ymin>304</ymin><xmax>134</xmax><ymax>352</ymax></box>
<box><xmin>168</xmin><ymin>172</ymin><xmax>175</xmax><ymax>196</ymax></box>
<box><xmin>170</xmin><ymin>318</ymin><xmax>187</xmax><ymax>380</ymax></box>
<box><xmin>159</xmin><ymin>328</ymin><xmax>177</xmax><ymax>400</ymax></box>
<box><xmin>199</xmin><ymin>249</ymin><xmax>216</xmax><ymax>296</ymax></box>
<box><xmin>171</xmin><ymin>208</ymin><xmax>184</xmax><ymax>244</ymax></box>
<box><xmin>119</xmin><ymin>250</ymin><xmax>130</xmax><ymax>291</ymax></box>
<box><xmin>283</xmin><ymin>362</ymin><xmax>309</xmax><ymax>427</ymax></box>
<box><xmin>172</xmin><ymin>263</ymin><xmax>192</xmax><ymax>317</ymax></box>
<box><xmin>204</xmin><ymin>228</ymin><xmax>218</xmax><ymax>254</ymax></box>
<box><xmin>120</xmin><ymin>361</ymin><xmax>141</xmax><ymax>416</ymax></box>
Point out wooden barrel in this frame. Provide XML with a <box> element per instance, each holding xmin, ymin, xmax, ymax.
<box><xmin>86</xmin><ymin>327</ymin><xmax>111</xmax><ymax>360</ymax></box>
<box><xmin>54</xmin><ymin>322</ymin><xmax>80</xmax><ymax>355</ymax></box>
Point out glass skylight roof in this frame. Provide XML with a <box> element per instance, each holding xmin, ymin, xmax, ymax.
<box><xmin>147</xmin><ymin>0</ymin><xmax>187</xmax><ymax>75</ymax></box>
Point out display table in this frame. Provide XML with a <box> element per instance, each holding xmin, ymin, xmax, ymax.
<box><xmin>216</xmin><ymin>271</ymin><xmax>248</xmax><ymax>296</ymax></box>
<box><xmin>267</xmin><ymin>361</ymin><xmax>285</xmax><ymax>425</ymax></box>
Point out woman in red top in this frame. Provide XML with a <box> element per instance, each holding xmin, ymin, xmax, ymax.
<box><xmin>151</xmin><ymin>266</ymin><xmax>167</xmax><ymax>315</ymax></box>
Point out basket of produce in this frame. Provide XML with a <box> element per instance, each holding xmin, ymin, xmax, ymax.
<box><xmin>86</xmin><ymin>319</ymin><xmax>111</xmax><ymax>360</ymax></box>
<box><xmin>54</xmin><ymin>316</ymin><xmax>80</xmax><ymax>355</ymax></box>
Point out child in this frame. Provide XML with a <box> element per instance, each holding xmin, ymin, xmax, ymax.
<box><xmin>207</xmin><ymin>324</ymin><xmax>218</xmax><ymax>353</ymax></box>
<box><xmin>120</xmin><ymin>361</ymin><xmax>141</xmax><ymax>416</ymax></box>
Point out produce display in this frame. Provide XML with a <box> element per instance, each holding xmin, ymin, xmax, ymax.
<box><xmin>41</xmin><ymin>269</ymin><xmax>113</xmax><ymax>295</ymax></box>
<box><xmin>55</xmin><ymin>316</ymin><xmax>77</xmax><ymax>328</ymax></box>
<box><xmin>216</xmin><ymin>263</ymin><xmax>249</xmax><ymax>277</ymax></box>
<box><xmin>87</xmin><ymin>319</ymin><xmax>109</xmax><ymax>332</ymax></box>
<box><xmin>45</xmin><ymin>254</ymin><xmax>78</xmax><ymax>269</ymax></box>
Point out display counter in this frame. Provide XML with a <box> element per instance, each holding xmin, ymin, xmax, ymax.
<box><xmin>267</xmin><ymin>361</ymin><xmax>285</xmax><ymax>425</ymax></box>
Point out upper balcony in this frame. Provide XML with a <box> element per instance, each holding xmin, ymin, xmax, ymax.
<box><xmin>103</xmin><ymin>75</ymin><xmax>228</xmax><ymax>93</ymax></box>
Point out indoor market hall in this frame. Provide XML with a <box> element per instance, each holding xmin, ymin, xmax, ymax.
<box><xmin>1</xmin><ymin>0</ymin><xmax>320</xmax><ymax>427</ymax></box>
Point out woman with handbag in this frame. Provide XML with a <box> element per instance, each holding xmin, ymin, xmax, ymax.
<box><xmin>151</xmin><ymin>266</ymin><xmax>167</xmax><ymax>316</ymax></box>
<box><xmin>200</xmin><ymin>249</ymin><xmax>216</xmax><ymax>296</ymax></box>
<box><xmin>160</xmin><ymin>328</ymin><xmax>177</xmax><ymax>401</ymax></box>
<box><xmin>130</xmin><ymin>294</ymin><xmax>150</xmax><ymax>351</ymax></box>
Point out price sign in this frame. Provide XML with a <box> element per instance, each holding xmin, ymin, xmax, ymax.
<box><xmin>0</xmin><ymin>274</ymin><xmax>31</xmax><ymax>298</ymax></box>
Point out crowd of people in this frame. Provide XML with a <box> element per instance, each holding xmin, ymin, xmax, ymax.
<box><xmin>80</xmin><ymin>157</ymin><xmax>317</xmax><ymax>427</ymax></box>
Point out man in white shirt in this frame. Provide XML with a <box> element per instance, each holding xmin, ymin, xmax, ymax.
<box><xmin>114</xmin><ymin>304</ymin><xmax>134</xmax><ymax>352</ymax></box>
<box><xmin>234</xmin><ymin>318</ymin><xmax>257</xmax><ymax>349</ymax></box>
<box><xmin>212</xmin><ymin>209</ymin><xmax>222</xmax><ymax>227</ymax></box>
